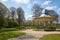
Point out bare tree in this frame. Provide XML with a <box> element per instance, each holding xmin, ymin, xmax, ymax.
<box><xmin>10</xmin><ymin>7</ymin><xmax>16</xmax><ymax>21</ymax></box>
<box><xmin>16</xmin><ymin>7</ymin><xmax>25</xmax><ymax>28</ymax></box>
<box><xmin>32</xmin><ymin>3</ymin><xmax>42</xmax><ymax>17</ymax></box>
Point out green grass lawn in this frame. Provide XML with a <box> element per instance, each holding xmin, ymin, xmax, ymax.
<box><xmin>40</xmin><ymin>34</ymin><xmax>60</xmax><ymax>40</ymax></box>
<box><xmin>0</xmin><ymin>28</ymin><xmax>25</xmax><ymax>40</ymax></box>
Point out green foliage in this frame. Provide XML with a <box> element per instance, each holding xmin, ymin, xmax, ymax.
<box><xmin>0</xmin><ymin>31</ymin><xmax>25</xmax><ymax>40</ymax></box>
<box><xmin>8</xmin><ymin>21</ymin><xmax>19</xmax><ymax>28</ymax></box>
<box><xmin>0</xmin><ymin>28</ymin><xmax>19</xmax><ymax>32</ymax></box>
<box><xmin>33</xmin><ymin>28</ymin><xmax>42</xmax><ymax>31</ymax></box>
<box><xmin>0</xmin><ymin>2</ymin><xmax>25</xmax><ymax>29</ymax></box>
<box><xmin>55</xmin><ymin>24</ymin><xmax>60</xmax><ymax>29</ymax></box>
<box><xmin>24</xmin><ymin>25</ymin><xmax>36</xmax><ymax>29</ymax></box>
<box><xmin>40</xmin><ymin>34</ymin><xmax>60</xmax><ymax>40</ymax></box>
<box><xmin>44</xmin><ymin>26</ymin><xmax>56</xmax><ymax>31</ymax></box>
<box><xmin>0</xmin><ymin>2</ymin><xmax>10</xmax><ymax>28</ymax></box>
<box><xmin>16</xmin><ymin>7</ymin><xmax>25</xmax><ymax>27</ymax></box>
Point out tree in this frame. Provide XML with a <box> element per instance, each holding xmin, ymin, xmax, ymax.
<box><xmin>16</xmin><ymin>7</ymin><xmax>25</xmax><ymax>28</ymax></box>
<box><xmin>0</xmin><ymin>2</ymin><xmax>10</xmax><ymax>28</ymax></box>
<box><xmin>32</xmin><ymin>3</ymin><xmax>42</xmax><ymax>17</ymax></box>
<box><xmin>32</xmin><ymin>3</ymin><xmax>43</xmax><ymax>26</ymax></box>
<box><xmin>10</xmin><ymin>7</ymin><xmax>16</xmax><ymax>21</ymax></box>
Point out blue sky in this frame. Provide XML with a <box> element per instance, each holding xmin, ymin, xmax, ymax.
<box><xmin>0</xmin><ymin>0</ymin><xmax>60</xmax><ymax>20</ymax></box>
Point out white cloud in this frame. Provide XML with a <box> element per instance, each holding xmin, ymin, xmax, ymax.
<box><xmin>1</xmin><ymin>0</ymin><xmax>8</xmax><ymax>2</ymax></box>
<box><xmin>12</xmin><ymin>0</ymin><xmax>30</xmax><ymax>4</ymax></box>
<box><xmin>33</xmin><ymin>1</ymin><xmax>38</xmax><ymax>4</ymax></box>
<box><xmin>27</xmin><ymin>4</ymin><xmax>32</xmax><ymax>9</ymax></box>
<box><xmin>43</xmin><ymin>0</ymin><xmax>52</xmax><ymax>5</ymax></box>
<box><xmin>26</xmin><ymin>14</ymin><xmax>33</xmax><ymax>20</ymax></box>
<box><xmin>45</xmin><ymin>6</ymin><xmax>57</xmax><ymax>10</ymax></box>
<box><xmin>33</xmin><ymin>0</ymin><xmax>39</xmax><ymax>4</ymax></box>
<box><xmin>27</xmin><ymin>0</ymin><xmax>39</xmax><ymax>9</ymax></box>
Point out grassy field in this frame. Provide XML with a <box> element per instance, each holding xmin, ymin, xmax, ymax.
<box><xmin>0</xmin><ymin>28</ymin><xmax>25</xmax><ymax>40</ymax></box>
<box><xmin>40</xmin><ymin>34</ymin><xmax>60</xmax><ymax>40</ymax></box>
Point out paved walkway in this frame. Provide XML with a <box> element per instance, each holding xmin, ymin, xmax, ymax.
<box><xmin>8</xmin><ymin>29</ymin><xmax>60</xmax><ymax>40</ymax></box>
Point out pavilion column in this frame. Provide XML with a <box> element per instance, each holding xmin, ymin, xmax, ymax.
<box><xmin>44</xmin><ymin>21</ymin><xmax>46</xmax><ymax>26</ymax></box>
<box><xmin>48</xmin><ymin>21</ymin><xmax>51</xmax><ymax>24</ymax></box>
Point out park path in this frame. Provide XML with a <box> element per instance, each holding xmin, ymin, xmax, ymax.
<box><xmin>8</xmin><ymin>29</ymin><xmax>60</xmax><ymax>40</ymax></box>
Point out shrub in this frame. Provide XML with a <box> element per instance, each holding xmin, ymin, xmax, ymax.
<box><xmin>44</xmin><ymin>26</ymin><xmax>56</xmax><ymax>31</ymax></box>
<box><xmin>33</xmin><ymin>28</ymin><xmax>42</xmax><ymax>31</ymax></box>
<box><xmin>0</xmin><ymin>28</ymin><xmax>19</xmax><ymax>32</ymax></box>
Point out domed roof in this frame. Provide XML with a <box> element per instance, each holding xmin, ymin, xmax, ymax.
<box><xmin>40</xmin><ymin>9</ymin><xmax>51</xmax><ymax>17</ymax></box>
<box><xmin>40</xmin><ymin>13</ymin><xmax>51</xmax><ymax>17</ymax></box>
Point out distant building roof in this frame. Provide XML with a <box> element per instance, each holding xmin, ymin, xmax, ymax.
<box><xmin>40</xmin><ymin>9</ymin><xmax>51</xmax><ymax>17</ymax></box>
<box><xmin>40</xmin><ymin>13</ymin><xmax>51</xmax><ymax>17</ymax></box>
